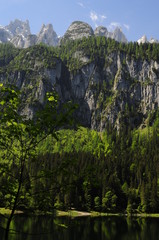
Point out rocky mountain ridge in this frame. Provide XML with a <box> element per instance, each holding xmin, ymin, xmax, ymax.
<box><xmin>60</xmin><ymin>21</ymin><xmax>128</xmax><ymax>44</ymax></box>
<box><xmin>0</xmin><ymin>19</ymin><xmax>129</xmax><ymax>48</ymax></box>
<box><xmin>0</xmin><ymin>19</ymin><xmax>59</xmax><ymax>48</ymax></box>
<box><xmin>137</xmin><ymin>35</ymin><xmax>158</xmax><ymax>44</ymax></box>
<box><xmin>1</xmin><ymin>19</ymin><xmax>159</xmax><ymax>48</ymax></box>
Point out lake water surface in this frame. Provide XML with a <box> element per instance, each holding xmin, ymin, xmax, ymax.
<box><xmin>0</xmin><ymin>215</ymin><xmax>159</xmax><ymax>240</ymax></box>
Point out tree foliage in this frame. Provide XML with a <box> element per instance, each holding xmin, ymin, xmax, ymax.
<box><xmin>0</xmin><ymin>84</ymin><xmax>76</xmax><ymax>239</ymax></box>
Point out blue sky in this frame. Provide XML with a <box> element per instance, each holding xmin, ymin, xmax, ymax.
<box><xmin>0</xmin><ymin>0</ymin><xmax>158</xmax><ymax>41</ymax></box>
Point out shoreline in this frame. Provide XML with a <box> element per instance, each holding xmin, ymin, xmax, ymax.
<box><xmin>56</xmin><ymin>210</ymin><xmax>159</xmax><ymax>218</ymax></box>
<box><xmin>1</xmin><ymin>208</ymin><xmax>159</xmax><ymax>218</ymax></box>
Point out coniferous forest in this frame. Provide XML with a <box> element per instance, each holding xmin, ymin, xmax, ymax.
<box><xmin>1</xmin><ymin>124</ymin><xmax>159</xmax><ymax>214</ymax></box>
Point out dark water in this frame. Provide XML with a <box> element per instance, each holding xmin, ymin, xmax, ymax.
<box><xmin>0</xmin><ymin>215</ymin><xmax>159</xmax><ymax>240</ymax></box>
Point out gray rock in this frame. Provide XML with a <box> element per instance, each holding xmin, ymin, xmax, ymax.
<box><xmin>24</xmin><ymin>35</ymin><xmax>38</xmax><ymax>48</ymax></box>
<box><xmin>0</xmin><ymin>27</ymin><xmax>12</xmax><ymax>43</ymax></box>
<box><xmin>0</xmin><ymin>19</ymin><xmax>59</xmax><ymax>48</ymax></box>
<box><xmin>137</xmin><ymin>35</ymin><xmax>148</xmax><ymax>44</ymax></box>
<box><xmin>1</xmin><ymin>48</ymin><xmax>159</xmax><ymax>130</ymax></box>
<box><xmin>149</xmin><ymin>37</ymin><xmax>158</xmax><ymax>44</ymax></box>
<box><xmin>36</xmin><ymin>24</ymin><xmax>58</xmax><ymax>46</ymax></box>
<box><xmin>94</xmin><ymin>26</ymin><xmax>128</xmax><ymax>43</ymax></box>
<box><xmin>61</xmin><ymin>21</ymin><xmax>94</xmax><ymax>44</ymax></box>
<box><xmin>6</xmin><ymin>19</ymin><xmax>31</xmax><ymax>38</ymax></box>
<box><xmin>94</xmin><ymin>26</ymin><xmax>108</xmax><ymax>37</ymax></box>
<box><xmin>112</xmin><ymin>27</ymin><xmax>128</xmax><ymax>43</ymax></box>
<box><xmin>10</xmin><ymin>35</ymin><xmax>25</xmax><ymax>48</ymax></box>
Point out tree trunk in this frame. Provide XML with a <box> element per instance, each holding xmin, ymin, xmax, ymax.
<box><xmin>5</xmin><ymin>161</ymin><xmax>24</xmax><ymax>240</ymax></box>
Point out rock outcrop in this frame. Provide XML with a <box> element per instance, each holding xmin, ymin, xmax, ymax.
<box><xmin>24</xmin><ymin>34</ymin><xmax>38</xmax><ymax>48</ymax></box>
<box><xmin>60</xmin><ymin>21</ymin><xmax>94</xmax><ymax>44</ymax></box>
<box><xmin>0</xmin><ymin>27</ymin><xmax>12</xmax><ymax>43</ymax></box>
<box><xmin>10</xmin><ymin>35</ymin><xmax>25</xmax><ymax>48</ymax></box>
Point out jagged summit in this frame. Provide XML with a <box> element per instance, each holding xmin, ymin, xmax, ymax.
<box><xmin>37</xmin><ymin>23</ymin><xmax>58</xmax><ymax>46</ymax></box>
<box><xmin>112</xmin><ymin>27</ymin><xmax>128</xmax><ymax>43</ymax></box>
<box><xmin>94</xmin><ymin>26</ymin><xmax>127</xmax><ymax>43</ymax></box>
<box><xmin>0</xmin><ymin>19</ymin><xmax>59</xmax><ymax>48</ymax></box>
<box><xmin>137</xmin><ymin>35</ymin><xmax>158</xmax><ymax>44</ymax></box>
<box><xmin>149</xmin><ymin>37</ymin><xmax>158</xmax><ymax>44</ymax></box>
<box><xmin>6</xmin><ymin>19</ymin><xmax>31</xmax><ymax>38</ymax></box>
<box><xmin>0</xmin><ymin>19</ymin><xmax>158</xmax><ymax>48</ymax></box>
<box><xmin>94</xmin><ymin>26</ymin><xmax>108</xmax><ymax>37</ymax></box>
<box><xmin>137</xmin><ymin>35</ymin><xmax>148</xmax><ymax>44</ymax></box>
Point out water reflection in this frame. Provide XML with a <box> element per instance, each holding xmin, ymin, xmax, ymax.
<box><xmin>0</xmin><ymin>215</ymin><xmax>159</xmax><ymax>240</ymax></box>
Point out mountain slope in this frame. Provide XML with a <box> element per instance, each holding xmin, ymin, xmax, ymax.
<box><xmin>0</xmin><ymin>38</ymin><xmax>159</xmax><ymax>131</ymax></box>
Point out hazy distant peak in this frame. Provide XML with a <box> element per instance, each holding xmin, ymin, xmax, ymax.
<box><xmin>6</xmin><ymin>19</ymin><xmax>31</xmax><ymax>38</ymax></box>
<box><xmin>149</xmin><ymin>37</ymin><xmax>158</xmax><ymax>44</ymax></box>
<box><xmin>37</xmin><ymin>23</ymin><xmax>58</xmax><ymax>46</ymax></box>
<box><xmin>112</xmin><ymin>27</ymin><xmax>128</xmax><ymax>43</ymax></box>
<box><xmin>137</xmin><ymin>35</ymin><xmax>148</xmax><ymax>44</ymax></box>
<box><xmin>94</xmin><ymin>26</ymin><xmax>108</xmax><ymax>36</ymax></box>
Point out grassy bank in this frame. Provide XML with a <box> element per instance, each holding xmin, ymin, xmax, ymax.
<box><xmin>56</xmin><ymin>210</ymin><xmax>159</xmax><ymax>218</ymax></box>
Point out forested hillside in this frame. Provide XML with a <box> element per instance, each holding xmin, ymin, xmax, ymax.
<box><xmin>0</xmin><ymin>38</ymin><xmax>159</xmax><ymax>214</ymax></box>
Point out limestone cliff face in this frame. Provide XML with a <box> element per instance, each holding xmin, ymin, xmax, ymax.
<box><xmin>1</xmin><ymin>45</ymin><xmax>159</xmax><ymax>131</ymax></box>
<box><xmin>57</xmin><ymin>54</ymin><xmax>159</xmax><ymax>130</ymax></box>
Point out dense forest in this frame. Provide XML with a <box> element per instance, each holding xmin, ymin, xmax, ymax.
<box><xmin>0</xmin><ymin>122</ymin><xmax>159</xmax><ymax>214</ymax></box>
<box><xmin>1</xmin><ymin>36</ymin><xmax>159</xmax><ymax>71</ymax></box>
<box><xmin>0</xmin><ymin>38</ymin><xmax>159</xmax><ymax>216</ymax></box>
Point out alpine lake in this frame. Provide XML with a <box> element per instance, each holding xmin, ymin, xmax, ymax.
<box><xmin>1</xmin><ymin>213</ymin><xmax>159</xmax><ymax>240</ymax></box>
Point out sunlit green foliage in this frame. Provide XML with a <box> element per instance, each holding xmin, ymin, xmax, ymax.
<box><xmin>0</xmin><ymin>84</ymin><xmax>76</xmax><ymax>238</ymax></box>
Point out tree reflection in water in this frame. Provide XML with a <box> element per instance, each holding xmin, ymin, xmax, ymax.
<box><xmin>0</xmin><ymin>215</ymin><xmax>159</xmax><ymax>240</ymax></box>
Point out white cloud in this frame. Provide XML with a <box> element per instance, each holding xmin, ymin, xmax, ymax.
<box><xmin>123</xmin><ymin>24</ymin><xmax>130</xmax><ymax>31</ymax></box>
<box><xmin>90</xmin><ymin>11</ymin><xmax>98</xmax><ymax>22</ymax></box>
<box><xmin>90</xmin><ymin>11</ymin><xmax>107</xmax><ymax>28</ymax></box>
<box><xmin>108</xmin><ymin>22</ymin><xmax>121</xmax><ymax>31</ymax></box>
<box><xmin>100</xmin><ymin>15</ymin><xmax>107</xmax><ymax>21</ymax></box>
<box><xmin>77</xmin><ymin>2</ymin><xmax>85</xmax><ymax>8</ymax></box>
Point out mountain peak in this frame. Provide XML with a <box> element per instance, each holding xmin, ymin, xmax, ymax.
<box><xmin>149</xmin><ymin>37</ymin><xmax>158</xmax><ymax>44</ymax></box>
<box><xmin>60</xmin><ymin>21</ymin><xmax>94</xmax><ymax>44</ymax></box>
<box><xmin>94</xmin><ymin>25</ymin><xmax>127</xmax><ymax>43</ymax></box>
<box><xmin>6</xmin><ymin>19</ymin><xmax>31</xmax><ymax>38</ymax></box>
<box><xmin>37</xmin><ymin>23</ymin><xmax>58</xmax><ymax>46</ymax></box>
<box><xmin>94</xmin><ymin>26</ymin><xmax>108</xmax><ymax>36</ymax></box>
<box><xmin>137</xmin><ymin>35</ymin><xmax>147</xmax><ymax>44</ymax></box>
<box><xmin>112</xmin><ymin>27</ymin><xmax>128</xmax><ymax>43</ymax></box>
<box><xmin>0</xmin><ymin>18</ymin><xmax>158</xmax><ymax>48</ymax></box>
